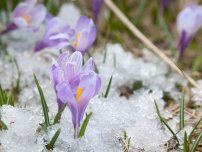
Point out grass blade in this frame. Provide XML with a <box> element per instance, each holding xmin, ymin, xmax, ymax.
<box><xmin>154</xmin><ymin>100</ymin><xmax>179</xmax><ymax>144</ymax></box>
<box><xmin>53</xmin><ymin>103</ymin><xmax>67</xmax><ymax>125</ymax></box>
<box><xmin>79</xmin><ymin>112</ymin><xmax>93</xmax><ymax>138</ymax></box>
<box><xmin>0</xmin><ymin>84</ymin><xmax>6</xmax><ymax>105</ymax></box>
<box><xmin>188</xmin><ymin>117</ymin><xmax>202</xmax><ymax>140</ymax></box>
<box><xmin>104</xmin><ymin>76</ymin><xmax>113</xmax><ymax>98</ymax></box>
<box><xmin>183</xmin><ymin>131</ymin><xmax>188</xmax><ymax>152</ymax></box>
<box><xmin>180</xmin><ymin>90</ymin><xmax>185</xmax><ymax>130</ymax></box>
<box><xmin>0</xmin><ymin>119</ymin><xmax>8</xmax><ymax>130</ymax></box>
<box><xmin>33</xmin><ymin>74</ymin><xmax>50</xmax><ymax>129</ymax></box>
<box><xmin>190</xmin><ymin>129</ymin><xmax>202</xmax><ymax>152</ymax></box>
<box><xmin>45</xmin><ymin>128</ymin><xmax>61</xmax><ymax>150</ymax></box>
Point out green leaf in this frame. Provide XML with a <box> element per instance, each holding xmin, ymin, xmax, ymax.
<box><xmin>33</xmin><ymin>74</ymin><xmax>50</xmax><ymax>129</ymax></box>
<box><xmin>154</xmin><ymin>100</ymin><xmax>179</xmax><ymax>144</ymax></box>
<box><xmin>104</xmin><ymin>76</ymin><xmax>113</xmax><ymax>98</ymax></box>
<box><xmin>0</xmin><ymin>119</ymin><xmax>8</xmax><ymax>130</ymax></box>
<box><xmin>132</xmin><ymin>80</ymin><xmax>143</xmax><ymax>91</ymax></box>
<box><xmin>180</xmin><ymin>90</ymin><xmax>185</xmax><ymax>130</ymax></box>
<box><xmin>79</xmin><ymin>112</ymin><xmax>93</xmax><ymax>138</ymax></box>
<box><xmin>0</xmin><ymin>84</ymin><xmax>6</xmax><ymax>106</ymax></box>
<box><xmin>45</xmin><ymin>128</ymin><xmax>61</xmax><ymax>150</ymax></box>
<box><xmin>190</xmin><ymin>129</ymin><xmax>202</xmax><ymax>152</ymax></box>
<box><xmin>53</xmin><ymin>103</ymin><xmax>67</xmax><ymax>125</ymax></box>
<box><xmin>188</xmin><ymin>116</ymin><xmax>202</xmax><ymax>140</ymax></box>
<box><xmin>183</xmin><ymin>131</ymin><xmax>188</xmax><ymax>152</ymax></box>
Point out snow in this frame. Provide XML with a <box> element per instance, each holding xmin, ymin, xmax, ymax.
<box><xmin>0</xmin><ymin>42</ymin><xmax>190</xmax><ymax>152</ymax></box>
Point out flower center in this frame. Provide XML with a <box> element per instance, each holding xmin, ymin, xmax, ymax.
<box><xmin>76</xmin><ymin>86</ymin><xmax>82</xmax><ymax>102</ymax></box>
<box><xmin>23</xmin><ymin>15</ymin><xmax>31</xmax><ymax>22</ymax></box>
<box><xmin>73</xmin><ymin>32</ymin><xmax>81</xmax><ymax>48</ymax></box>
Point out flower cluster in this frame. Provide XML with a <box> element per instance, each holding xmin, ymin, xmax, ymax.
<box><xmin>177</xmin><ymin>3</ymin><xmax>202</xmax><ymax>59</ymax></box>
<box><xmin>1</xmin><ymin>0</ymin><xmax>97</xmax><ymax>56</ymax></box>
<box><xmin>50</xmin><ymin>51</ymin><xmax>101</xmax><ymax>138</ymax></box>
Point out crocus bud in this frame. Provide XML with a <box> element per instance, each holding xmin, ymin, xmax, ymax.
<box><xmin>177</xmin><ymin>3</ymin><xmax>202</xmax><ymax>59</ymax></box>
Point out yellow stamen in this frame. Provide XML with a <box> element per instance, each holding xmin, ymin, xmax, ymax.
<box><xmin>73</xmin><ymin>32</ymin><xmax>81</xmax><ymax>48</ymax></box>
<box><xmin>76</xmin><ymin>86</ymin><xmax>82</xmax><ymax>102</ymax></box>
<box><xmin>23</xmin><ymin>15</ymin><xmax>31</xmax><ymax>22</ymax></box>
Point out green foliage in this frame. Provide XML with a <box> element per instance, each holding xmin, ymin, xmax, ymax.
<box><xmin>154</xmin><ymin>100</ymin><xmax>179</xmax><ymax>144</ymax></box>
<box><xmin>0</xmin><ymin>84</ymin><xmax>14</xmax><ymax>107</ymax></box>
<box><xmin>180</xmin><ymin>90</ymin><xmax>185</xmax><ymax>129</ymax></box>
<box><xmin>45</xmin><ymin>128</ymin><xmax>61</xmax><ymax>150</ymax></box>
<box><xmin>132</xmin><ymin>80</ymin><xmax>143</xmax><ymax>91</ymax></box>
<box><xmin>33</xmin><ymin>74</ymin><xmax>50</xmax><ymax>130</ymax></box>
<box><xmin>183</xmin><ymin>131</ymin><xmax>188</xmax><ymax>152</ymax></box>
<box><xmin>104</xmin><ymin>76</ymin><xmax>113</xmax><ymax>98</ymax></box>
<box><xmin>53</xmin><ymin>103</ymin><xmax>67</xmax><ymax>125</ymax></box>
<box><xmin>79</xmin><ymin>112</ymin><xmax>93</xmax><ymax>138</ymax></box>
<box><xmin>0</xmin><ymin>119</ymin><xmax>8</xmax><ymax>130</ymax></box>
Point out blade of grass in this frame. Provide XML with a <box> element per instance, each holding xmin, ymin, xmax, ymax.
<box><xmin>0</xmin><ymin>85</ymin><xmax>6</xmax><ymax>105</ymax></box>
<box><xmin>132</xmin><ymin>0</ymin><xmax>149</xmax><ymax>26</ymax></box>
<box><xmin>45</xmin><ymin>128</ymin><xmax>61</xmax><ymax>150</ymax></box>
<box><xmin>158</xmin><ymin>14</ymin><xmax>175</xmax><ymax>56</ymax></box>
<box><xmin>53</xmin><ymin>103</ymin><xmax>67</xmax><ymax>125</ymax></box>
<box><xmin>154</xmin><ymin>100</ymin><xmax>179</xmax><ymax>144</ymax></box>
<box><xmin>183</xmin><ymin>131</ymin><xmax>188</xmax><ymax>152</ymax></box>
<box><xmin>33</xmin><ymin>74</ymin><xmax>50</xmax><ymax>129</ymax></box>
<box><xmin>104</xmin><ymin>76</ymin><xmax>113</xmax><ymax>98</ymax></box>
<box><xmin>0</xmin><ymin>119</ymin><xmax>8</xmax><ymax>130</ymax></box>
<box><xmin>188</xmin><ymin>116</ymin><xmax>202</xmax><ymax>140</ymax></box>
<box><xmin>180</xmin><ymin>90</ymin><xmax>185</xmax><ymax>130</ymax></box>
<box><xmin>79</xmin><ymin>112</ymin><xmax>93</xmax><ymax>138</ymax></box>
<box><xmin>190</xmin><ymin>129</ymin><xmax>202</xmax><ymax>152</ymax></box>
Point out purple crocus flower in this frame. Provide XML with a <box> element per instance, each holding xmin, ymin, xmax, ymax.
<box><xmin>92</xmin><ymin>0</ymin><xmax>103</xmax><ymax>23</ymax></box>
<box><xmin>177</xmin><ymin>3</ymin><xmax>202</xmax><ymax>60</ymax></box>
<box><xmin>161</xmin><ymin>0</ymin><xmax>168</xmax><ymax>12</ymax></box>
<box><xmin>50</xmin><ymin>51</ymin><xmax>101</xmax><ymax>137</ymax></box>
<box><xmin>36</xmin><ymin>16</ymin><xmax>96</xmax><ymax>55</ymax></box>
<box><xmin>1</xmin><ymin>0</ymin><xmax>46</xmax><ymax>35</ymax></box>
<box><xmin>34</xmin><ymin>18</ymin><xmax>74</xmax><ymax>52</ymax></box>
<box><xmin>70</xmin><ymin>16</ymin><xmax>96</xmax><ymax>55</ymax></box>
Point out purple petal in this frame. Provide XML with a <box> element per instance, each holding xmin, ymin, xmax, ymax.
<box><xmin>50</xmin><ymin>65</ymin><xmax>65</xmax><ymax>90</ymax></box>
<box><xmin>29</xmin><ymin>4</ymin><xmax>46</xmax><ymax>27</ymax></box>
<box><xmin>64</xmin><ymin>62</ymin><xmax>76</xmax><ymax>82</ymax></box>
<box><xmin>34</xmin><ymin>40</ymin><xmax>48</xmax><ymax>52</ymax></box>
<box><xmin>68</xmin><ymin>51</ymin><xmax>83</xmax><ymax>73</ymax></box>
<box><xmin>83</xmin><ymin>58</ymin><xmax>94</xmax><ymax>71</ymax></box>
<box><xmin>0</xmin><ymin>22</ymin><xmax>17</xmax><ymax>35</ymax></box>
<box><xmin>75</xmin><ymin>16</ymin><xmax>92</xmax><ymax>32</ymax></box>
<box><xmin>13</xmin><ymin>18</ymin><xmax>28</xmax><ymax>27</ymax></box>
<box><xmin>56</xmin><ymin>81</ymin><xmax>78</xmax><ymax>128</ymax></box>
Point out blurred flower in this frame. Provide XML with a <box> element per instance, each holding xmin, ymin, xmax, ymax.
<box><xmin>34</xmin><ymin>18</ymin><xmax>74</xmax><ymax>52</ymax></box>
<box><xmin>161</xmin><ymin>0</ymin><xmax>168</xmax><ymax>12</ymax></box>
<box><xmin>177</xmin><ymin>3</ymin><xmax>202</xmax><ymax>59</ymax></box>
<box><xmin>50</xmin><ymin>51</ymin><xmax>101</xmax><ymax>137</ymax></box>
<box><xmin>1</xmin><ymin>0</ymin><xmax>46</xmax><ymax>35</ymax></box>
<box><xmin>70</xmin><ymin>16</ymin><xmax>97</xmax><ymax>55</ymax></box>
<box><xmin>38</xmin><ymin>16</ymin><xmax>96</xmax><ymax>55</ymax></box>
<box><xmin>92</xmin><ymin>0</ymin><xmax>103</xmax><ymax>23</ymax></box>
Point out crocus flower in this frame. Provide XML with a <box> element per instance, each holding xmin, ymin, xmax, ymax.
<box><xmin>92</xmin><ymin>0</ymin><xmax>103</xmax><ymax>23</ymax></box>
<box><xmin>44</xmin><ymin>16</ymin><xmax>96</xmax><ymax>55</ymax></box>
<box><xmin>1</xmin><ymin>0</ymin><xmax>46</xmax><ymax>35</ymax></box>
<box><xmin>70</xmin><ymin>16</ymin><xmax>96</xmax><ymax>54</ymax></box>
<box><xmin>161</xmin><ymin>0</ymin><xmax>168</xmax><ymax>12</ymax></box>
<box><xmin>50</xmin><ymin>51</ymin><xmax>101</xmax><ymax>137</ymax></box>
<box><xmin>34</xmin><ymin>18</ymin><xmax>74</xmax><ymax>52</ymax></box>
<box><xmin>177</xmin><ymin>3</ymin><xmax>202</xmax><ymax>59</ymax></box>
